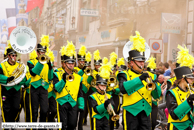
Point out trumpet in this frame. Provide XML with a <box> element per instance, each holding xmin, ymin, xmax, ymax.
<box><xmin>187</xmin><ymin>83</ymin><xmax>194</xmax><ymax>116</ymax></box>
<box><xmin>91</xmin><ymin>79</ymin><xmax>96</xmax><ymax>88</ymax></box>
<box><xmin>104</xmin><ymin>90</ymin><xmax>120</xmax><ymax>121</ymax></box>
<box><xmin>66</xmin><ymin>74</ymin><xmax>74</xmax><ymax>82</ymax></box>
<box><xmin>85</xmin><ymin>67</ymin><xmax>92</xmax><ymax>76</ymax></box>
<box><xmin>39</xmin><ymin>54</ymin><xmax>50</xmax><ymax>64</ymax></box>
<box><xmin>143</xmin><ymin>71</ymin><xmax>156</xmax><ymax>91</ymax></box>
<box><xmin>107</xmin><ymin>75</ymin><xmax>118</xmax><ymax>88</ymax></box>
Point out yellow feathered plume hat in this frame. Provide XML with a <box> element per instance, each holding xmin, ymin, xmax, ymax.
<box><xmin>29</xmin><ymin>50</ymin><xmax>37</xmax><ymax>60</ymax></box>
<box><xmin>37</xmin><ymin>35</ymin><xmax>50</xmax><ymax>52</ymax></box>
<box><xmin>46</xmin><ymin>48</ymin><xmax>55</xmax><ymax>63</ymax></box>
<box><xmin>60</xmin><ymin>46</ymin><xmax>66</xmax><ymax>62</ymax></box>
<box><xmin>85</xmin><ymin>51</ymin><xmax>92</xmax><ymax>66</ymax></box>
<box><xmin>4</xmin><ymin>40</ymin><xmax>17</xmax><ymax>56</ymax></box>
<box><xmin>77</xmin><ymin>45</ymin><xmax>87</xmax><ymax>61</ymax></box>
<box><xmin>146</xmin><ymin>56</ymin><xmax>156</xmax><ymax>73</ymax></box>
<box><xmin>61</xmin><ymin>41</ymin><xmax>76</xmax><ymax>63</ymax></box>
<box><xmin>128</xmin><ymin>31</ymin><xmax>146</xmax><ymax>61</ymax></box>
<box><xmin>174</xmin><ymin>45</ymin><xmax>194</xmax><ymax>80</ymax></box>
<box><xmin>109</xmin><ymin>52</ymin><xmax>117</xmax><ymax>70</ymax></box>
<box><xmin>93</xmin><ymin>50</ymin><xmax>102</xmax><ymax>65</ymax></box>
<box><xmin>117</xmin><ymin>57</ymin><xmax>127</xmax><ymax>71</ymax></box>
<box><xmin>96</xmin><ymin>58</ymin><xmax>112</xmax><ymax>85</ymax></box>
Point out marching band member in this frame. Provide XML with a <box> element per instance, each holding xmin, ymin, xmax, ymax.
<box><xmin>76</xmin><ymin>45</ymin><xmax>88</xmax><ymax>130</ymax></box>
<box><xmin>107</xmin><ymin>52</ymin><xmax>121</xmax><ymax>130</ymax></box>
<box><xmin>117</xmin><ymin>31</ymin><xmax>161</xmax><ymax>130</ymax></box>
<box><xmin>166</xmin><ymin>45</ymin><xmax>194</xmax><ymax>130</ymax></box>
<box><xmin>53</xmin><ymin>41</ymin><xmax>84</xmax><ymax>130</ymax></box>
<box><xmin>146</xmin><ymin>56</ymin><xmax>159</xmax><ymax>130</ymax></box>
<box><xmin>74</xmin><ymin>45</ymin><xmax>87</xmax><ymax>72</ymax></box>
<box><xmin>46</xmin><ymin>50</ymin><xmax>57</xmax><ymax>124</ymax></box>
<box><xmin>89</xmin><ymin>61</ymin><xmax>114</xmax><ymax>130</ymax></box>
<box><xmin>0</xmin><ymin>41</ymin><xmax>26</xmax><ymax>126</ymax></box>
<box><xmin>87</xmin><ymin>49</ymin><xmax>102</xmax><ymax>129</ymax></box>
<box><xmin>117</xmin><ymin>58</ymin><xmax>127</xmax><ymax>73</ymax></box>
<box><xmin>27</xmin><ymin>35</ymin><xmax>53</xmax><ymax>123</ymax></box>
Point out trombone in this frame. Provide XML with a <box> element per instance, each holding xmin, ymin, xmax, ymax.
<box><xmin>104</xmin><ymin>89</ymin><xmax>120</xmax><ymax>121</ymax></box>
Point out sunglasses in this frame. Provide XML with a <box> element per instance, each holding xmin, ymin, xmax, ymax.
<box><xmin>11</xmin><ymin>55</ymin><xmax>17</xmax><ymax>57</ymax></box>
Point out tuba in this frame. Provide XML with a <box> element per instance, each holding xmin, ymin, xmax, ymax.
<box><xmin>1</xmin><ymin>26</ymin><xmax>36</xmax><ymax>86</ymax></box>
<box><xmin>104</xmin><ymin>90</ymin><xmax>120</xmax><ymax>121</ymax></box>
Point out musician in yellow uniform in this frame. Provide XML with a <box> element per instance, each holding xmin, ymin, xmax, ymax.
<box><xmin>27</xmin><ymin>35</ymin><xmax>53</xmax><ymax>123</ymax></box>
<box><xmin>117</xmin><ymin>32</ymin><xmax>161</xmax><ymax>130</ymax></box>
<box><xmin>146</xmin><ymin>56</ymin><xmax>160</xmax><ymax>130</ymax></box>
<box><xmin>89</xmin><ymin>61</ymin><xmax>114</xmax><ymax>130</ymax></box>
<box><xmin>76</xmin><ymin>45</ymin><xmax>88</xmax><ymax>130</ymax></box>
<box><xmin>46</xmin><ymin>50</ymin><xmax>57</xmax><ymax>123</ymax></box>
<box><xmin>166</xmin><ymin>45</ymin><xmax>194</xmax><ymax>130</ymax></box>
<box><xmin>0</xmin><ymin>41</ymin><xmax>26</xmax><ymax>125</ymax></box>
<box><xmin>53</xmin><ymin>41</ymin><xmax>84</xmax><ymax>130</ymax></box>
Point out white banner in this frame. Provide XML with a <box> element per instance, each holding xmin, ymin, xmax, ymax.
<box><xmin>2</xmin><ymin>122</ymin><xmax>62</xmax><ymax>129</ymax></box>
<box><xmin>80</xmin><ymin>9</ymin><xmax>99</xmax><ymax>17</ymax></box>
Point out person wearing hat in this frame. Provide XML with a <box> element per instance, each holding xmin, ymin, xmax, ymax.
<box><xmin>53</xmin><ymin>41</ymin><xmax>84</xmax><ymax>130</ymax></box>
<box><xmin>27</xmin><ymin>35</ymin><xmax>53</xmax><ymax>123</ymax></box>
<box><xmin>0</xmin><ymin>40</ymin><xmax>26</xmax><ymax>125</ymax></box>
<box><xmin>76</xmin><ymin>51</ymin><xmax>92</xmax><ymax>129</ymax></box>
<box><xmin>117</xmin><ymin>32</ymin><xmax>161</xmax><ymax>130</ymax></box>
<box><xmin>74</xmin><ymin>45</ymin><xmax>87</xmax><ymax>72</ymax></box>
<box><xmin>45</xmin><ymin>49</ymin><xmax>57</xmax><ymax>125</ymax></box>
<box><xmin>89</xmin><ymin>61</ymin><xmax>114</xmax><ymax>130</ymax></box>
<box><xmin>166</xmin><ymin>45</ymin><xmax>194</xmax><ymax>130</ymax></box>
<box><xmin>107</xmin><ymin>52</ymin><xmax>121</xmax><ymax>130</ymax></box>
<box><xmin>146</xmin><ymin>56</ymin><xmax>161</xmax><ymax>130</ymax></box>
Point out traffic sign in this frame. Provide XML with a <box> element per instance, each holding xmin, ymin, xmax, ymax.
<box><xmin>149</xmin><ymin>39</ymin><xmax>163</xmax><ymax>53</ymax></box>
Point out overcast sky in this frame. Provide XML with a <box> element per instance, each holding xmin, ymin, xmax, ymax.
<box><xmin>0</xmin><ymin>0</ymin><xmax>15</xmax><ymax>19</ymax></box>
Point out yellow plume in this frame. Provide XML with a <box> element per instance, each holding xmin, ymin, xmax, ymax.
<box><xmin>130</xmin><ymin>31</ymin><xmax>145</xmax><ymax>53</ymax></box>
<box><xmin>99</xmin><ymin>62</ymin><xmax>112</xmax><ymax>79</ymax></box>
<box><xmin>146</xmin><ymin>56</ymin><xmax>156</xmax><ymax>69</ymax></box>
<box><xmin>46</xmin><ymin>49</ymin><xmax>55</xmax><ymax>62</ymax></box>
<box><xmin>60</xmin><ymin>46</ymin><xmax>66</xmax><ymax>56</ymax></box>
<box><xmin>29</xmin><ymin>50</ymin><xmax>37</xmax><ymax>60</ymax></box>
<box><xmin>86</xmin><ymin>51</ymin><xmax>92</xmax><ymax>62</ymax></box>
<box><xmin>78</xmin><ymin>45</ymin><xmax>87</xmax><ymax>56</ymax></box>
<box><xmin>177</xmin><ymin>45</ymin><xmax>194</xmax><ymax>69</ymax></box>
<box><xmin>93</xmin><ymin>50</ymin><xmax>101</xmax><ymax>60</ymax></box>
<box><xmin>117</xmin><ymin>58</ymin><xmax>125</xmax><ymax>67</ymax></box>
<box><xmin>4</xmin><ymin>40</ymin><xmax>12</xmax><ymax>55</ymax></box>
<box><xmin>110</xmin><ymin>52</ymin><xmax>117</xmax><ymax>66</ymax></box>
<box><xmin>65</xmin><ymin>40</ymin><xmax>76</xmax><ymax>57</ymax></box>
<box><xmin>102</xmin><ymin>57</ymin><xmax>109</xmax><ymax>65</ymax></box>
<box><xmin>40</xmin><ymin>35</ymin><xmax>50</xmax><ymax>47</ymax></box>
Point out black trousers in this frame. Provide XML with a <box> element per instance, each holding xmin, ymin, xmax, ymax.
<box><xmin>123</xmin><ymin>109</ymin><xmax>151</xmax><ymax>130</ymax></box>
<box><xmin>151</xmin><ymin>103</ymin><xmax>158</xmax><ymax>130</ymax></box>
<box><xmin>58</xmin><ymin>102</ymin><xmax>78</xmax><ymax>130</ymax></box>
<box><xmin>92</xmin><ymin>117</ymin><xmax>109</xmax><ymax>130</ymax></box>
<box><xmin>47</xmin><ymin>96</ymin><xmax>57</xmax><ymax>122</ymax></box>
<box><xmin>16</xmin><ymin>88</ymin><xmax>24</xmax><ymax>122</ymax></box>
<box><xmin>24</xmin><ymin>91</ymin><xmax>30</xmax><ymax>122</ymax></box>
<box><xmin>30</xmin><ymin>86</ymin><xmax>48</xmax><ymax>122</ymax></box>
<box><xmin>87</xmin><ymin>88</ymin><xmax>95</xmax><ymax>129</ymax></box>
<box><xmin>1</xmin><ymin>86</ymin><xmax>21</xmax><ymax>122</ymax></box>
<box><xmin>109</xmin><ymin>94</ymin><xmax>120</xmax><ymax>130</ymax></box>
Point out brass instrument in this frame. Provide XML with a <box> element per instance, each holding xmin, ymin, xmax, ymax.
<box><xmin>91</xmin><ymin>79</ymin><xmax>96</xmax><ymax>88</ymax></box>
<box><xmin>187</xmin><ymin>83</ymin><xmax>194</xmax><ymax>116</ymax></box>
<box><xmin>85</xmin><ymin>67</ymin><xmax>92</xmax><ymax>76</ymax></box>
<box><xmin>39</xmin><ymin>54</ymin><xmax>50</xmax><ymax>64</ymax></box>
<box><xmin>104</xmin><ymin>90</ymin><xmax>120</xmax><ymax>121</ymax></box>
<box><xmin>1</xmin><ymin>26</ymin><xmax>36</xmax><ymax>86</ymax></box>
<box><xmin>107</xmin><ymin>75</ymin><xmax>118</xmax><ymax>88</ymax></box>
<box><xmin>66</xmin><ymin>74</ymin><xmax>74</xmax><ymax>82</ymax></box>
<box><xmin>143</xmin><ymin>71</ymin><xmax>156</xmax><ymax>91</ymax></box>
